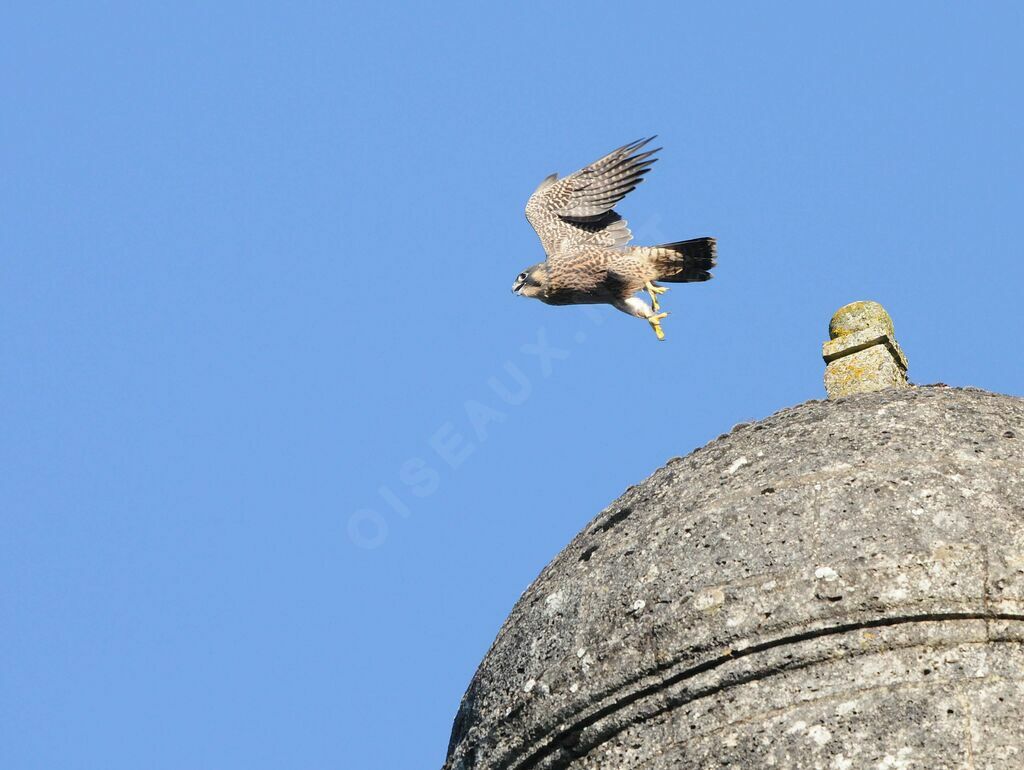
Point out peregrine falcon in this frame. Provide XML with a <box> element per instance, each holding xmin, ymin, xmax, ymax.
<box><xmin>512</xmin><ymin>138</ymin><xmax>716</xmax><ymax>340</ymax></box>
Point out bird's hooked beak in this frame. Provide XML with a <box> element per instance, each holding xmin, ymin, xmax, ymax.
<box><xmin>512</xmin><ymin>271</ymin><xmax>528</xmax><ymax>296</ymax></box>
<box><xmin>513</xmin><ymin>265</ymin><xmax>546</xmax><ymax>299</ymax></box>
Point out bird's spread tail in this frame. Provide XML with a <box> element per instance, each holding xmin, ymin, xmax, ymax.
<box><xmin>651</xmin><ymin>237</ymin><xmax>717</xmax><ymax>283</ymax></box>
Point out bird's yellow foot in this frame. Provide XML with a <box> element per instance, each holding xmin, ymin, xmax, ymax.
<box><xmin>647</xmin><ymin>311</ymin><xmax>669</xmax><ymax>341</ymax></box>
<box><xmin>645</xmin><ymin>281</ymin><xmax>668</xmax><ymax>311</ymax></box>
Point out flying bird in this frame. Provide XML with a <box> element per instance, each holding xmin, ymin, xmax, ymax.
<box><xmin>512</xmin><ymin>138</ymin><xmax>716</xmax><ymax>340</ymax></box>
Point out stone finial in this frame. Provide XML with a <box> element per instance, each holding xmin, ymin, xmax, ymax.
<box><xmin>823</xmin><ymin>301</ymin><xmax>909</xmax><ymax>398</ymax></box>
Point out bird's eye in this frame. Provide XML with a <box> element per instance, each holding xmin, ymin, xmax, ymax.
<box><xmin>518</xmin><ymin>272</ymin><xmax>528</xmax><ymax>282</ymax></box>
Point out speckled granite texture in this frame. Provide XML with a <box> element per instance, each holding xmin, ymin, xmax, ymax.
<box><xmin>444</xmin><ymin>386</ymin><xmax>1024</xmax><ymax>769</ymax></box>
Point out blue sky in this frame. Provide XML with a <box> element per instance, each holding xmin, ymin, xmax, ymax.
<box><xmin>3</xmin><ymin>2</ymin><xmax>1023</xmax><ymax>768</ymax></box>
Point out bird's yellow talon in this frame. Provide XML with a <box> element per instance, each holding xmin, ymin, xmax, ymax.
<box><xmin>645</xmin><ymin>281</ymin><xmax>668</xmax><ymax>311</ymax></box>
<box><xmin>648</xmin><ymin>311</ymin><xmax>669</xmax><ymax>341</ymax></box>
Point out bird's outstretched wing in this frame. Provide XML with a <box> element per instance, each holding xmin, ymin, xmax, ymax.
<box><xmin>525</xmin><ymin>137</ymin><xmax>660</xmax><ymax>257</ymax></box>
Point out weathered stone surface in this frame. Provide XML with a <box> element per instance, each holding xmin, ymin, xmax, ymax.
<box><xmin>444</xmin><ymin>386</ymin><xmax>1024</xmax><ymax>769</ymax></box>
<box><xmin>828</xmin><ymin>300</ymin><xmax>895</xmax><ymax>340</ymax></box>
<box><xmin>823</xmin><ymin>301</ymin><xmax>909</xmax><ymax>399</ymax></box>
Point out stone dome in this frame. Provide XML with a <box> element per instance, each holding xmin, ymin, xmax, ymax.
<box><xmin>444</xmin><ymin>386</ymin><xmax>1024</xmax><ymax>769</ymax></box>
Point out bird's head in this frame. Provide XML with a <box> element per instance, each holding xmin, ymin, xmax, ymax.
<box><xmin>512</xmin><ymin>263</ymin><xmax>546</xmax><ymax>299</ymax></box>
